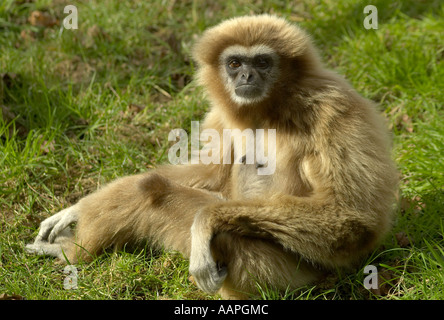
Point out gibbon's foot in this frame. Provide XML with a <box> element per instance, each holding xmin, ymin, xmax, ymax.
<box><xmin>26</xmin><ymin>206</ymin><xmax>78</xmax><ymax>256</ymax></box>
<box><xmin>25</xmin><ymin>227</ymin><xmax>73</xmax><ymax>260</ymax></box>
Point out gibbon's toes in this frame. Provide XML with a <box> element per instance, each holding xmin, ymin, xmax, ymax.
<box><xmin>25</xmin><ymin>240</ymin><xmax>64</xmax><ymax>260</ymax></box>
<box><xmin>42</xmin><ymin>206</ymin><xmax>79</xmax><ymax>243</ymax></box>
<box><xmin>48</xmin><ymin>223</ymin><xmax>67</xmax><ymax>243</ymax></box>
<box><xmin>34</xmin><ymin>207</ymin><xmax>78</xmax><ymax>242</ymax></box>
<box><xmin>25</xmin><ymin>243</ymin><xmax>42</xmax><ymax>255</ymax></box>
<box><xmin>36</xmin><ymin>221</ymin><xmax>55</xmax><ymax>242</ymax></box>
<box><xmin>25</xmin><ymin>241</ymin><xmax>51</xmax><ymax>256</ymax></box>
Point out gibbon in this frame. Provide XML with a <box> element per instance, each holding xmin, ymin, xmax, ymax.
<box><xmin>26</xmin><ymin>15</ymin><xmax>398</xmax><ymax>299</ymax></box>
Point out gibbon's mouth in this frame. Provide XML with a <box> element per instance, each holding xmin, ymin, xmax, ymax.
<box><xmin>235</xmin><ymin>85</ymin><xmax>261</xmax><ymax>98</ymax></box>
<box><xmin>236</xmin><ymin>84</ymin><xmax>258</xmax><ymax>89</ymax></box>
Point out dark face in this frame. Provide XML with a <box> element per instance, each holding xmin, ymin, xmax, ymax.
<box><xmin>224</xmin><ymin>54</ymin><xmax>275</xmax><ymax>100</ymax></box>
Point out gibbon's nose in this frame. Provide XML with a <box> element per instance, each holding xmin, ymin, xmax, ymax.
<box><xmin>240</xmin><ymin>68</ymin><xmax>255</xmax><ymax>84</ymax></box>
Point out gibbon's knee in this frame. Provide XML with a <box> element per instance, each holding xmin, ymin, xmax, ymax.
<box><xmin>210</xmin><ymin>232</ymin><xmax>324</xmax><ymax>298</ymax></box>
<box><xmin>138</xmin><ymin>172</ymin><xmax>173</xmax><ymax>207</ymax></box>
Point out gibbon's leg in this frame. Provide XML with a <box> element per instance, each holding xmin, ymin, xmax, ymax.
<box><xmin>27</xmin><ymin>171</ymin><xmax>224</xmax><ymax>264</ymax></box>
<box><xmin>189</xmin><ymin>196</ymin><xmax>385</xmax><ymax>294</ymax></box>
<box><xmin>27</xmin><ymin>163</ymin><xmax>226</xmax><ymax>244</ymax></box>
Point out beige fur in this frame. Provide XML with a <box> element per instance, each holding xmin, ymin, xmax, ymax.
<box><xmin>26</xmin><ymin>15</ymin><xmax>398</xmax><ymax>299</ymax></box>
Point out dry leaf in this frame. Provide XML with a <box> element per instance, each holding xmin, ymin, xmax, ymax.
<box><xmin>0</xmin><ymin>293</ymin><xmax>25</xmax><ymax>300</ymax></box>
<box><xmin>82</xmin><ymin>25</ymin><xmax>110</xmax><ymax>48</ymax></box>
<box><xmin>395</xmin><ymin>232</ymin><xmax>412</xmax><ymax>248</ymax></box>
<box><xmin>20</xmin><ymin>29</ymin><xmax>37</xmax><ymax>43</ymax></box>
<box><xmin>400</xmin><ymin>196</ymin><xmax>425</xmax><ymax>216</ymax></box>
<box><xmin>402</xmin><ymin>114</ymin><xmax>413</xmax><ymax>133</ymax></box>
<box><xmin>54</xmin><ymin>57</ymin><xmax>95</xmax><ymax>83</ymax></box>
<box><xmin>395</xmin><ymin>113</ymin><xmax>413</xmax><ymax>133</ymax></box>
<box><xmin>128</xmin><ymin>103</ymin><xmax>146</xmax><ymax>114</ymax></box>
<box><xmin>171</xmin><ymin>73</ymin><xmax>190</xmax><ymax>89</ymax></box>
<box><xmin>369</xmin><ymin>268</ymin><xmax>394</xmax><ymax>296</ymax></box>
<box><xmin>0</xmin><ymin>72</ymin><xmax>18</xmax><ymax>87</ymax></box>
<box><xmin>40</xmin><ymin>139</ymin><xmax>55</xmax><ymax>154</ymax></box>
<box><xmin>0</xmin><ymin>104</ymin><xmax>28</xmax><ymax>137</ymax></box>
<box><xmin>28</xmin><ymin>11</ymin><xmax>58</xmax><ymax>27</ymax></box>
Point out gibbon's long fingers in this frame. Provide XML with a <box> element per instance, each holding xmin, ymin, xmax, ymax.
<box><xmin>198</xmin><ymin>197</ymin><xmax>379</xmax><ymax>268</ymax></box>
<box><xmin>35</xmin><ymin>207</ymin><xmax>76</xmax><ymax>242</ymax></box>
<box><xmin>25</xmin><ymin>241</ymin><xmax>63</xmax><ymax>258</ymax></box>
<box><xmin>48</xmin><ymin>206</ymin><xmax>79</xmax><ymax>243</ymax></box>
<box><xmin>189</xmin><ymin>210</ymin><xmax>228</xmax><ymax>293</ymax></box>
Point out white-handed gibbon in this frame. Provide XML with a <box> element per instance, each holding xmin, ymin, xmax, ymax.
<box><xmin>26</xmin><ymin>15</ymin><xmax>398</xmax><ymax>299</ymax></box>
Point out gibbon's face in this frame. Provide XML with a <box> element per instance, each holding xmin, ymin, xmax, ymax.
<box><xmin>219</xmin><ymin>45</ymin><xmax>280</xmax><ymax>105</ymax></box>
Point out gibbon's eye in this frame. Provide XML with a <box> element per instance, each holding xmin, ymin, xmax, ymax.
<box><xmin>255</xmin><ymin>58</ymin><xmax>269</xmax><ymax>69</ymax></box>
<box><xmin>228</xmin><ymin>59</ymin><xmax>241</xmax><ymax>69</ymax></box>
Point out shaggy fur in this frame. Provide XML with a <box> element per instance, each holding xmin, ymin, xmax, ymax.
<box><xmin>27</xmin><ymin>15</ymin><xmax>398</xmax><ymax>299</ymax></box>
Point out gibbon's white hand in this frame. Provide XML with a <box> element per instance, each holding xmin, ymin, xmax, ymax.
<box><xmin>189</xmin><ymin>211</ymin><xmax>227</xmax><ymax>294</ymax></box>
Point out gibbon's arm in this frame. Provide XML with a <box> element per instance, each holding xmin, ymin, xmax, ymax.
<box><xmin>188</xmin><ymin>129</ymin><xmax>396</xmax><ymax>293</ymax></box>
<box><xmin>189</xmin><ymin>195</ymin><xmax>379</xmax><ymax>293</ymax></box>
<box><xmin>155</xmin><ymin>163</ymin><xmax>231</xmax><ymax>193</ymax></box>
<box><xmin>198</xmin><ymin>196</ymin><xmax>378</xmax><ymax>264</ymax></box>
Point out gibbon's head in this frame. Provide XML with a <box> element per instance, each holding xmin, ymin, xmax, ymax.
<box><xmin>192</xmin><ymin>14</ymin><xmax>321</xmax><ymax>108</ymax></box>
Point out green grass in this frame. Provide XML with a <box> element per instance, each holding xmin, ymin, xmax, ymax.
<box><xmin>1</xmin><ymin>0</ymin><xmax>443</xmax><ymax>300</ymax></box>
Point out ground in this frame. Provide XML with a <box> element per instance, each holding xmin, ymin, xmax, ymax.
<box><xmin>0</xmin><ymin>0</ymin><xmax>443</xmax><ymax>300</ymax></box>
